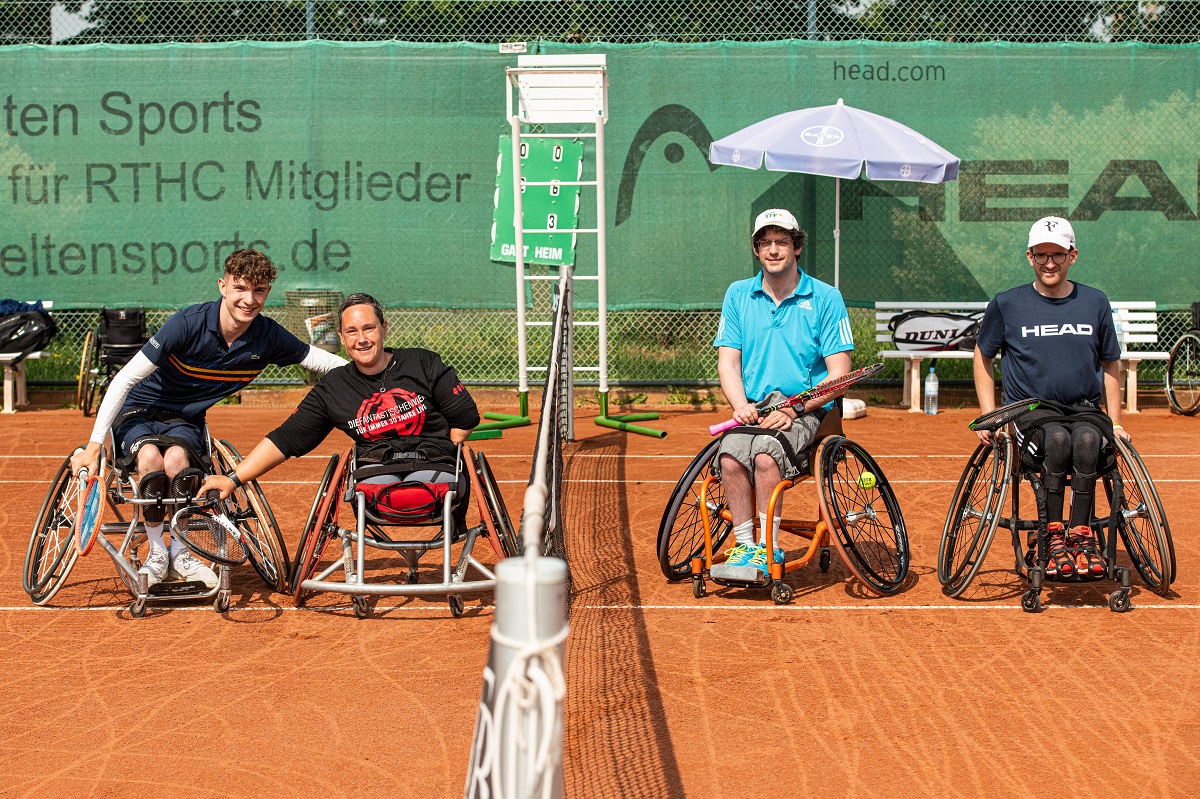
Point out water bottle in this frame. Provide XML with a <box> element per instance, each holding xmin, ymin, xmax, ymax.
<box><xmin>923</xmin><ymin>365</ymin><xmax>939</xmax><ymax>415</ymax></box>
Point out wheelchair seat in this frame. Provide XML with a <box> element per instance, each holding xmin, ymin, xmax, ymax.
<box><xmin>78</xmin><ymin>308</ymin><xmax>152</xmax><ymax>417</ymax></box>
<box><xmin>291</xmin><ymin>443</ymin><xmax>517</xmax><ymax>618</ymax></box>
<box><xmin>658</xmin><ymin>401</ymin><xmax>911</xmax><ymax>604</ymax></box>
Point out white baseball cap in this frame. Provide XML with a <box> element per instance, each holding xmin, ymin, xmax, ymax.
<box><xmin>753</xmin><ymin>208</ymin><xmax>800</xmax><ymax>239</ymax></box>
<box><xmin>1028</xmin><ymin>216</ymin><xmax>1076</xmax><ymax>250</ymax></box>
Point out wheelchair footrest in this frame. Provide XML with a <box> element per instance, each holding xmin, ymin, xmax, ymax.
<box><xmin>709</xmin><ymin>573</ymin><xmax>771</xmax><ymax>590</ymax></box>
<box><xmin>148</xmin><ymin>580</ymin><xmax>209</xmax><ymax>596</ymax></box>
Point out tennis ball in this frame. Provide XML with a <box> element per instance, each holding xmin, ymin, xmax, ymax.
<box><xmin>857</xmin><ymin>471</ymin><xmax>877</xmax><ymax>490</ymax></box>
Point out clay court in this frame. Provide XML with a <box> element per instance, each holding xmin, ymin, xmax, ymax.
<box><xmin>2</xmin><ymin>400</ymin><xmax>1197</xmax><ymax>798</ymax></box>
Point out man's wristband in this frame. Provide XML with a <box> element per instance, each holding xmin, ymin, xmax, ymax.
<box><xmin>224</xmin><ymin>470</ymin><xmax>243</xmax><ymax>489</ymax></box>
<box><xmin>1113</xmin><ymin>424</ymin><xmax>1124</xmax><ymax>430</ymax></box>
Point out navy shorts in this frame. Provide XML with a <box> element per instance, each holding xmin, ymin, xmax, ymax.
<box><xmin>115</xmin><ymin>417</ymin><xmax>206</xmax><ymax>463</ymax></box>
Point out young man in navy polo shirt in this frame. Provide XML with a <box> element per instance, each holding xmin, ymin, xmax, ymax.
<box><xmin>70</xmin><ymin>249</ymin><xmax>346</xmax><ymax>588</ymax></box>
<box><xmin>710</xmin><ymin>209</ymin><xmax>854</xmax><ymax>581</ymax></box>
<box><xmin>974</xmin><ymin>216</ymin><xmax>1128</xmax><ymax>577</ymax></box>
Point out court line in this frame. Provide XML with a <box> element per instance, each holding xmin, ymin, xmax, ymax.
<box><xmin>583</xmin><ymin>603</ymin><xmax>1200</xmax><ymax>611</ymax></box>
<box><xmin>1</xmin><ymin>603</ymin><xmax>1194</xmax><ymax>614</ymax></box>
<box><xmin>4</xmin><ymin>453</ymin><xmax>1195</xmax><ymax>459</ymax></box>
<box><xmin>2</xmin><ymin>478</ymin><xmax>1198</xmax><ymax>486</ymax></box>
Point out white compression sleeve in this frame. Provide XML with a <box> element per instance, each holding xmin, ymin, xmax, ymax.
<box><xmin>89</xmin><ymin>351</ymin><xmax>157</xmax><ymax>444</ymax></box>
<box><xmin>299</xmin><ymin>345</ymin><xmax>348</xmax><ymax>373</ymax></box>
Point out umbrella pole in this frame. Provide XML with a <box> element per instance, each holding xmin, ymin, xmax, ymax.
<box><xmin>833</xmin><ymin>177</ymin><xmax>841</xmax><ymax>290</ymax></box>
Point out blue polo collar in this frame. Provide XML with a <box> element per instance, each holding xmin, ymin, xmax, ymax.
<box><xmin>205</xmin><ymin>299</ymin><xmax>222</xmax><ymax>335</ymax></box>
<box><xmin>751</xmin><ymin>268</ymin><xmax>814</xmax><ymax>300</ymax></box>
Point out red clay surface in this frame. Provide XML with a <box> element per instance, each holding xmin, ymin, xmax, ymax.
<box><xmin>1</xmin><ymin>401</ymin><xmax>1197</xmax><ymax>798</ymax></box>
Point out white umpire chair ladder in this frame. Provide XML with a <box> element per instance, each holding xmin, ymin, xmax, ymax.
<box><xmin>505</xmin><ymin>55</ymin><xmax>662</xmax><ymax>439</ymax></box>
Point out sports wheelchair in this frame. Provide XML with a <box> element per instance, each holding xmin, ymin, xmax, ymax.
<box><xmin>657</xmin><ymin>402</ymin><xmax>911</xmax><ymax>604</ymax></box>
<box><xmin>23</xmin><ymin>427</ymin><xmax>289</xmax><ymax>616</ymax></box>
<box><xmin>290</xmin><ymin>444</ymin><xmax>518</xmax><ymax>618</ymax></box>
<box><xmin>939</xmin><ymin>404</ymin><xmax>1176</xmax><ymax>613</ymax></box>
<box><xmin>77</xmin><ymin>307</ymin><xmax>151</xmax><ymax>417</ymax></box>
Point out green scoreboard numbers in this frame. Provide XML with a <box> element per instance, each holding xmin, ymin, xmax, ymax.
<box><xmin>491</xmin><ymin>135</ymin><xmax>583</xmax><ymax>267</ymax></box>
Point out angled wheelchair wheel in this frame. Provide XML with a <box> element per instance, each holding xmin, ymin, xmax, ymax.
<box><xmin>1166</xmin><ymin>331</ymin><xmax>1200</xmax><ymax>415</ymax></box>
<box><xmin>475</xmin><ymin>451</ymin><xmax>520</xmax><ymax>557</ymax></box>
<box><xmin>292</xmin><ymin>451</ymin><xmax>349</xmax><ymax>605</ymax></box>
<box><xmin>657</xmin><ymin>439</ymin><xmax>731</xmax><ymax>581</ymax></box>
<box><xmin>1106</xmin><ymin>438</ymin><xmax>1173</xmax><ymax>595</ymax></box>
<box><xmin>213</xmin><ymin>440</ymin><xmax>290</xmax><ymax>592</ymax></box>
<box><xmin>938</xmin><ymin>438</ymin><xmax>1012</xmax><ymax>597</ymax></box>
<box><xmin>76</xmin><ymin>329</ymin><xmax>98</xmax><ymax>416</ymax></box>
<box><xmin>24</xmin><ymin>455</ymin><xmax>83</xmax><ymax>604</ymax></box>
<box><xmin>817</xmin><ymin>436</ymin><xmax>910</xmax><ymax>596</ymax></box>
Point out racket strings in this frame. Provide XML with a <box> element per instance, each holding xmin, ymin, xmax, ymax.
<box><xmin>177</xmin><ymin>509</ymin><xmax>247</xmax><ymax>563</ymax></box>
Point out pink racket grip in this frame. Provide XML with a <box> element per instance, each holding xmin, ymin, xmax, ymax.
<box><xmin>709</xmin><ymin>417</ymin><xmax>741</xmax><ymax>436</ymax></box>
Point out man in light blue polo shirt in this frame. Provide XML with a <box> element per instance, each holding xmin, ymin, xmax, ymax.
<box><xmin>711</xmin><ymin>208</ymin><xmax>854</xmax><ymax>581</ymax></box>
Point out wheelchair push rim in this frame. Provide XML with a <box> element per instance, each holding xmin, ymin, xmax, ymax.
<box><xmin>938</xmin><ymin>438</ymin><xmax>1012</xmax><ymax>597</ymax></box>
<box><xmin>1166</xmin><ymin>330</ymin><xmax>1200</xmax><ymax>415</ymax></box>
<box><xmin>24</xmin><ymin>454</ymin><xmax>83</xmax><ymax>604</ymax></box>
<box><xmin>473</xmin><ymin>450</ymin><xmax>520</xmax><ymax>558</ymax></box>
<box><xmin>1106</xmin><ymin>438</ymin><xmax>1174</xmax><ymax>595</ymax></box>
<box><xmin>816</xmin><ymin>436</ymin><xmax>910</xmax><ymax>596</ymax></box>
<box><xmin>292</xmin><ymin>450</ymin><xmax>350</xmax><ymax>605</ymax></box>
<box><xmin>657</xmin><ymin>438</ymin><xmax>731</xmax><ymax>581</ymax></box>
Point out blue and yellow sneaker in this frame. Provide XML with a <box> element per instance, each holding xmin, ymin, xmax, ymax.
<box><xmin>711</xmin><ymin>542</ymin><xmax>765</xmax><ymax>582</ymax></box>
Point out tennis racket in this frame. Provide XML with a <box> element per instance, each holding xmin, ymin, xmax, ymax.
<box><xmin>968</xmin><ymin>399</ymin><xmax>1041</xmax><ymax>432</ymax></box>
<box><xmin>171</xmin><ymin>491</ymin><xmax>248</xmax><ymax>566</ymax></box>
<box><xmin>74</xmin><ymin>464</ymin><xmax>106</xmax><ymax>556</ymax></box>
<box><xmin>709</xmin><ymin>362</ymin><xmax>884</xmax><ymax>436</ymax></box>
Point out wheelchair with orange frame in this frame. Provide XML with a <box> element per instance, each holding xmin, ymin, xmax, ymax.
<box><xmin>658</xmin><ymin>400</ymin><xmax>911</xmax><ymax>604</ymax></box>
<box><xmin>23</xmin><ymin>424</ymin><xmax>288</xmax><ymax>616</ymax></box>
<box><xmin>939</xmin><ymin>400</ymin><xmax>1175</xmax><ymax>612</ymax></box>
<box><xmin>290</xmin><ymin>443</ymin><xmax>518</xmax><ymax>618</ymax></box>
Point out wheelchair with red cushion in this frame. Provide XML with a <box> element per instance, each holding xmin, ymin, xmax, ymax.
<box><xmin>23</xmin><ymin>428</ymin><xmax>288</xmax><ymax>616</ymax></box>
<box><xmin>939</xmin><ymin>403</ymin><xmax>1175</xmax><ymax>612</ymax></box>
<box><xmin>290</xmin><ymin>443</ymin><xmax>518</xmax><ymax>618</ymax></box>
<box><xmin>658</xmin><ymin>402</ymin><xmax>911</xmax><ymax>603</ymax></box>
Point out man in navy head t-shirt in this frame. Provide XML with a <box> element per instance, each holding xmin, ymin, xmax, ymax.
<box><xmin>974</xmin><ymin>216</ymin><xmax>1128</xmax><ymax>578</ymax></box>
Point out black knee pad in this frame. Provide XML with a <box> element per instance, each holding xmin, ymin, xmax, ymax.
<box><xmin>138</xmin><ymin>470</ymin><xmax>168</xmax><ymax>523</ymax></box>
<box><xmin>171</xmin><ymin>467</ymin><xmax>203</xmax><ymax>499</ymax></box>
<box><xmin>1042</xmin><ymin>471</ymin><xmax>1067</xmax><ymax>494</ymax></box>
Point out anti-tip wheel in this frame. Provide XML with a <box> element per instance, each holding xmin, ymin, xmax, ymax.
<box><xmin>692</xmin><ymin>577</ymin><xmax>706</xmax><ymax>599</ymax></box>
<box><xmin>1020</xmin><ymin>591</ymin><xmax>1042</xmax><ymax>613</ymax></box>
<box><xmin>449</xmin><ymin>594</ymin><xmax>465</xmax><ymax>618</ymax></box>
<box><xmin>214</xmin><ymin>591</ymin><xmax>231</xmax><ymax>613</ymax></box>
<box><xmin>352</xmin><ymin>595</ymin><xmax>369</xmax><ymax>619</ymax></box>
<box><xmin>1108</xmin><ymin>590</ymin><xmax>1132</xmax><ymax>613</ymax></box>
<box><xmin>771</xmin><ymin>583</ymin><xmax>794</xmax><ymax>605</ymax></box>
<box><xmin>129</xmin><ymin>599</ymin><xmax>147</xmax><ymax>618</ymax></box>
<box><xmin>819</xmin><ymin>548</ymin><xmax>831</xmax><ymax>573</ymax></box>
<box><xmin>405</xmin><ymin>570</ymin><xmax>419</xmax><ymax>584</ymax></box>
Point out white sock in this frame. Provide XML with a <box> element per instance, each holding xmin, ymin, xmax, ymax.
<box><xmin>756</xmin><ymin>513</ymin><xmax>783</xmax><ymax>549</ymax></box>
<box><xmin>145</xmin><ymin>523</ymin><xmax>166</xmax><ymax>552</ymax></box>
<box><xmin>168</xmin><ymin>536</ymin><xmax>188</xmax><ymax>558</ymax></box>
<box><xmin>733</xmin><ymin>520</ymin><xmax>755</xmax><ymax>547</ymax></box>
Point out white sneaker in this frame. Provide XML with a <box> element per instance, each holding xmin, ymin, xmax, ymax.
<box><xmin>169</xmin><ymin>549</ymin><xmax>218</xmax><ymax>589</ymax></box>
<box><xmin>139</xmin><ymin>546</ymin><xmax>169</xmax><ymax>587</ymax></box>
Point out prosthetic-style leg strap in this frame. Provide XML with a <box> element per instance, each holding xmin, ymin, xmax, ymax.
<box><xmin>1041</xmin><ymin>471</ymin><xmax>1067</xmax><ymax>494</ymax></box>
<box><xmin>171</xmin><ymin>467</ymin><xmax>203</xmax><ymax>500</ymax></box>
<box><xmin>138</xmin><ymin>470</ymin><xmax>168</xmax><ymax>523</ymax></box>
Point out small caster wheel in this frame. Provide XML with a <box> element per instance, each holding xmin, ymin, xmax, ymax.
<box><xmin>214</xmin><ymin>591</ymin><xmax>231</xmax><ymax>613</ymax></box>
<box><xmin>1108</xmin><ymin>590</ymin><xmax>1132</xmax><ymax>613</ymax></box>
<box><xmin>130</xmin><ymin>599</ymin><xmax>147</xmax><ymax>618</ymax></box>
<box><xmin>771</xmin><ymin>583</ymin><xmax>793</xmax><ymax>605</ymax></box>
<box><xmin>449</xmin><ymin>594</ymin><xmax>465</xmax><ymax>618</ymax></box>
<box><xmin>405</xmin><ymin>570</ymin><xmax>419</xmax><ymax>585</ymax></box>
<box><xmin>818</xmin><ymin>548</ymin><xmax>831</xmax><ymax>573</ymax></box>
<box><xmin>352</xmin><ymin>595</ymin><xmax>369</xmax><ymax>619</ymax></box>
<box><xmin>1020</xmin><ymin>591</ymin><xmax>1042</xmax><ymax>613</ymax></box>
<box><xmin>692</xmin><ymin>577</ymin><xmax>706</xmax><ymax>599</ymax></box>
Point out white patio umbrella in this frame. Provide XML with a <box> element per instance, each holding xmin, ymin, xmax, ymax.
<box><xmin>709</xmin><ymin>98</ymin><xmax>960</xmax><ymax>289</ymax></box>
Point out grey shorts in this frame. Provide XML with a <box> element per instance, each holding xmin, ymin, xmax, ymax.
<box><xmin>715</xmin><ymin>393</ymin><xmax>827</xmax><ymax>481</ymax></box>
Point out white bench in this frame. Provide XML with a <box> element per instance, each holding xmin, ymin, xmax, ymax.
<box><xmin>1</xmin><ymin>301</ymin><xmax>54</xmax><ymax>414</ymax></box>
<box><xmin>874</xmin><ymin>300</ymin><xmax>1166</xmax><ymax>414</ymax></box>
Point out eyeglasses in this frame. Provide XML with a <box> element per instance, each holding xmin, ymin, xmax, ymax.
<box><xmin>1030</xmin><ymin>252</ymin><xmax>1071</xmax><ymax>266</ymax></box>
<box><xmin>756</xmin><ymin>237</ymin><xmax>793</xmax><ymax>251</ymax></box>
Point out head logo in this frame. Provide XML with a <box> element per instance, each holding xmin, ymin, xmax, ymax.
<box><xmin>616</xmin><ymin>104</ymin><xmax>719</xmax><ymax>227</ymax></box>
<box><xmin>801</xmin><ymin>125</ymin><xmax>844</xmax><ymax>147</ymax></box>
